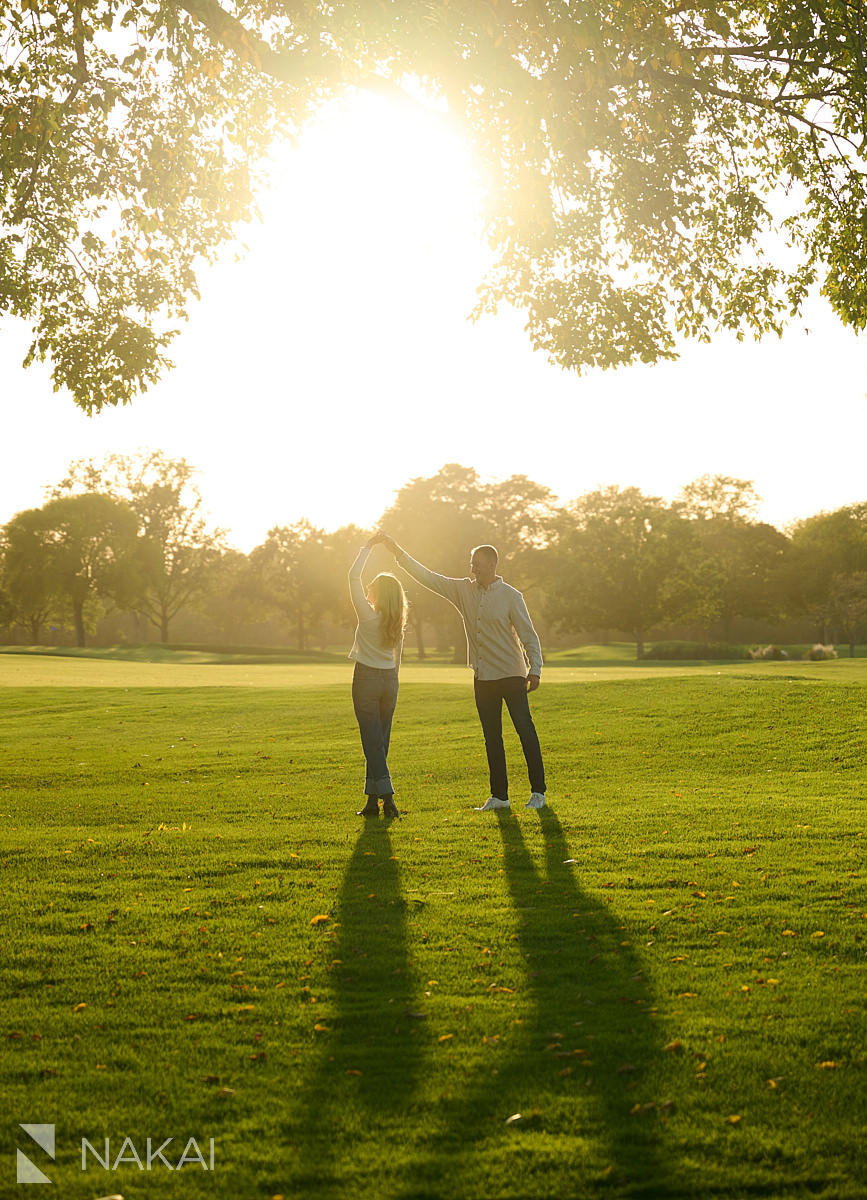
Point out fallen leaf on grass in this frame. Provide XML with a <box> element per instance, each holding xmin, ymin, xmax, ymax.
<box><xmin>313</xmin><ymin>1023</ymin><xmax>328</xmax><ymax>1032</ymax></box>
<box><xmin>663</xmin><ymin>1041</ymin><xmax>683</xmax><ymax>1053</ymax></box>
<box><xmin>218</xmin><ymin>1087</ymin><xmax>235</xmax><ymax>1097</ymax></box>
<box><xmin>345</xmin><ymin>1069</ymin><xmax>362</xmax><ymax>1076</ymax></box>
<box><xmin>201</xmin><ymin>1075</ymin><xmax>220</xmax><ymax>1084</ymax></box>
<box><xmin>810</xmin><ymin>931</ymin><xmax>825</xmax><ymax>938</ymax></box>
<box><xmin>438</xmin><ymin>1035</ymin><xmax>454</xmax><ymax>1043</ymax></box>
<box><xmin>782</xmin><ymin>930</ymin><xmax>797</xmax><ymax>937</ymax></box>
<box><xmin>630</xmin><ymin>1102</ymin><xmax>656</xmax><ymax>1116</ymax></box>
<box><xmin>73</xmin><ymin>1003</ymin><xmax>87</xmax><ymax>1013</ymax></box>
<box><xmin>817</xmin><ymin>1061</ymin><xmax>839</xmax><ymax>1069</ymax></box>
<box><xmin>725</xmin><ymin>1115</ymin><xmax>742</xmax><ymax>1125</ymax></box>
<box><xmin>618</xmin><ymin>1064</ymin><xmax>636</xmax><ymax>1074</ymax></box>
<box><xmin>310</xmin><ymin>915</ymin><xmax>330</xmax><ymax>926</ymax></box>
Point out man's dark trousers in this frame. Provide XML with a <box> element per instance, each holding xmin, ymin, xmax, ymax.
<box><xmin>473</xmin><ymin>675</ymin><xmax>546</xmax><ymax>802</ymax></box>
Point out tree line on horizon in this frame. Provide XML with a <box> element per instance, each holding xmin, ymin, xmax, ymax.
<box><xmin>2</xmin><ymin>452</ymin><xmax>867</xmax><ymax>659</ymax></box>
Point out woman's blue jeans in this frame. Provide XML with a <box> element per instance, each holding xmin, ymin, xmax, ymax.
<box><xmin>352</xmin><ymin>662</ymin><xmax>399</xmax><ymax>796</ymax></box>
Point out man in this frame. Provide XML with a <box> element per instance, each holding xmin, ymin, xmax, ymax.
<box><xmin>377</xmin><ymin>534</ymin><xmax>547</xmax><ymax>811</ymax></box>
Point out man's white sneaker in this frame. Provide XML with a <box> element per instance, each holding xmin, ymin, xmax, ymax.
<box><xmin>526</xmin><ymin>792</ymin><xmax>547</xmax><ymax>809</ymax></box>
<box><xmin>475</xmin><ymin>796</ymin><xmax>511</xmax><ymax>812</ymax></box>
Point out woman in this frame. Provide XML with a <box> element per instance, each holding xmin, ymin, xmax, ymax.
<box><xmin>348</xmin><ymin>534</ymin><xmax>408</xmax><ymax>818</ymax></box>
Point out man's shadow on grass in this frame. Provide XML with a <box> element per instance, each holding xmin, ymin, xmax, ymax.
<box><xmin>407</xmin><ymin>809</ymin><xmax>671</xmax><ymax>1199</ymax></box>
<box><xmin>284</xmin><ymin>818</ymin><xmax>422</xmax><ymax>1192</ymax></box>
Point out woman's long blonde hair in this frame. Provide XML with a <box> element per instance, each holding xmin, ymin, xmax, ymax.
<box><xmin>368</xmin><ymin>573</ymin><xmax>408</xmax><ymax>649</ymax></box>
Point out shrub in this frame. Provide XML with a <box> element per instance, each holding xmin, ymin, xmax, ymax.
<box><xmin>643</xmin><ymin>641</ymin><xmax>750</xmax><ymax>661</ymax></box>
<box><xmin>804</xmin><ymin>644</ymin><xmax>838</xmax><ymax>661</ymax></box>
<box><xmin>750</xmin><ymin>644</ymin><xmax>789</xmax><ymax>660</ymax></box>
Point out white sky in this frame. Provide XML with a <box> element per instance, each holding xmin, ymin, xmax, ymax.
<box><xmin>2</xmin><ymin>93</ymin><xmax>865</xmax><ymax>551</ymax></box>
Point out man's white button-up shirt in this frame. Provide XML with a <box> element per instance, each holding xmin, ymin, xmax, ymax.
<box><xmin>395</xmin><ymin>551</ymin><xmax>543</xmax><ymax>681</ymax></box>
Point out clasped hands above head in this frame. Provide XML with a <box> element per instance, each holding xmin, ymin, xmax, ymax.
<box><xmin>365</xmin><ymin>529</ymin><xmax>399</xmax><ymax>554</ymax></box>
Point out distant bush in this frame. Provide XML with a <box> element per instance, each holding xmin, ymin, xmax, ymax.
<box><xmin>643</xmin><ymin>641</ymin><xmax>750</xmax><ymax>660</ymax></box>
<box><xmin>750</xmin><ymin>644</ymin><xmax>789</xmax><ymax>660</ymax></box>
<box><xmin>803</xmin><ymin>644</ymin><xmax>838</xmax><ymax>661</ymax></box>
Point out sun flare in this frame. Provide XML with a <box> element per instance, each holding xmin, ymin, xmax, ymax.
<box><xmin>194</xmin><ymin>91</ymin><xmax>490</xmax><ymax>542</ymax></box>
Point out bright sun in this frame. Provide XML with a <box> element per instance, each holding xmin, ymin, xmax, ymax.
<box><xmin>259</xmin><ymin>91</ymin><xmax>487</xmax><ymax>317</ymax></box>
<box><xmin>184</xmin><ymin>90</ymin><xmax>492</xmax><ymax>542</ymax></box>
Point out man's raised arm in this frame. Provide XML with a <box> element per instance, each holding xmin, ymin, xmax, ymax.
<box><xmin>377</xmin><ymin>533</ymin><xmax>464</xmax><ymax>607</ymax></box>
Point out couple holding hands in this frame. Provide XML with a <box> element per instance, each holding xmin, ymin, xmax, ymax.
<box><xmin>348</xmin><ymin>532</ymin><xmax>547</xmax><ymax>819</ymax></box>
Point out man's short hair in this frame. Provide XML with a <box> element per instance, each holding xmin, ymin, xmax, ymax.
<box><xmin>471</xmin><ymin>544</ymin><xmax>499</xmax><ymax>565</ymax></box>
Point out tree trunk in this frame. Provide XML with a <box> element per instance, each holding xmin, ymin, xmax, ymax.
<box><xmin>413</xmin><ymin>612</ymin><xmax>426</xmax><ymax>659</ymax></box>
<box><xmin>160</xmin><ymin>607</ymin><xmax>170</xmax><ymax>643</ymax></box>
<box><xmin>298</xmin><ymin>609</ymin><xmax>306</xmax><ymax>651</ymax></box>
<box><xmin>28</xmin><ymin>615</ymin><xmax>42</xmax><ymax>644</ymax></box>
<box><xmin>635</xmin><ymin>631</ymin><xmax>644</xmax><ymax>659</ymax></box>
<box><xmin>73</xmin><ymin>601</ymin><xmax>86</xmax><ymax>648</ymax></box>
<box><xmin>450</xmin><ymin>612</ymin><xmax>465</xmax><ymax>663</ymax></box>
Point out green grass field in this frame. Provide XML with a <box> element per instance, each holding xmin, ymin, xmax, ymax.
<box><xmin>2</xmin><ymin>649</ymin><xmax>865</xmax><ymax>1199</ymax></box>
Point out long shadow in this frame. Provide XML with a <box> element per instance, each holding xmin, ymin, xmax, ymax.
<box><xmin>281</xmin><ymin>819</ymin><xmax>423</xmax><ymax>1193</ymax></box>
<box><xmin>404</xmin><ymin>810</ymin><xmax>672</xmax><ymax>1199</ymax></box>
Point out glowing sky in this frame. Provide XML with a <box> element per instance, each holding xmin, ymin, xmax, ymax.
<box><xmin>2</xmin><ymin>93</ymin><xmax>865</xmax><ymax>551</ymax></box>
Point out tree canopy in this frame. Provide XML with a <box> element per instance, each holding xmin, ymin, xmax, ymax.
<box><xmin>2</xmin><ymin>491</ymin><xmax>140</xmax><ymax>645</ymax></box>
<box><xmin>50</xmin><ymin>450</ymin><xmax>226</xmax><ymax>640</ymax></box>
<box><xmin>546</xmin><ymin>484</ymin><xmax>701</xmax><ymax>657</ymax></box>
<box><xmin>2</xmin><ymin>1</ymin><xmax>865</xmax><ymax>411</ymax></box>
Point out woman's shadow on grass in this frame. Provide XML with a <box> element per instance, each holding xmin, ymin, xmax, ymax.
<box><xmin>406</xmin><ymin>808</ymin><xmax>672</xmax><ymax>1199</ymax></box>
<box><xmin>283</xmin><ymin>818</ymin><xmax>423</xmax><ymax>1192</ymax></box>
